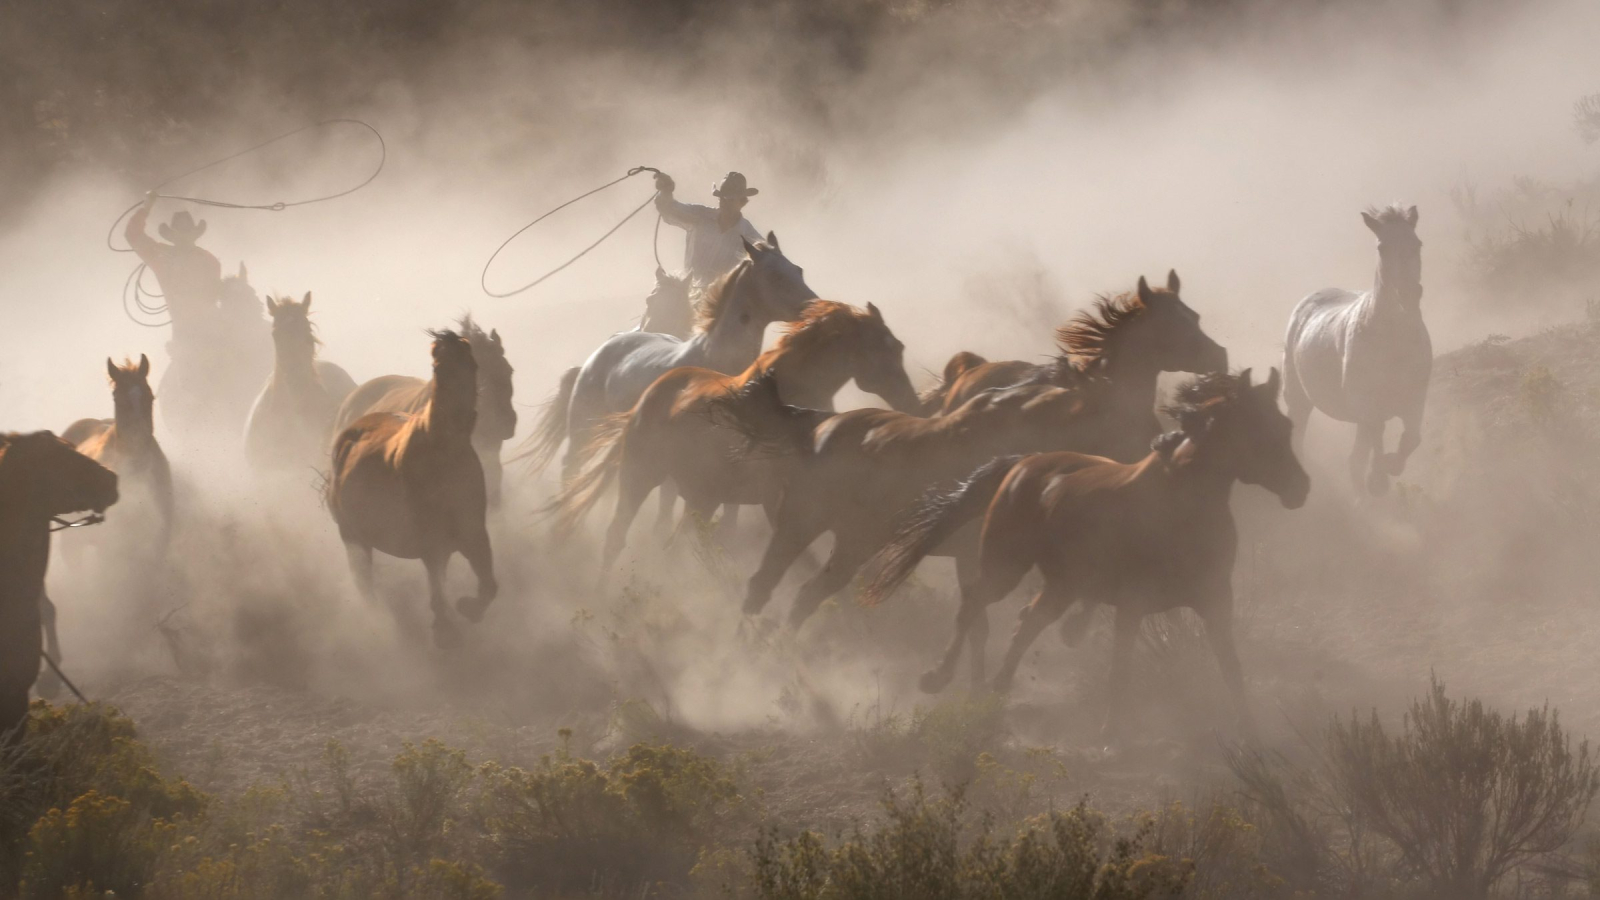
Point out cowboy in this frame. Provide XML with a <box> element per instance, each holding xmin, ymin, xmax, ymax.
<box><xmin>124</xmin><ymin>193</ymin><xmax>223</xmax><ymax>346</ymax></box>
<box><xmin>653</xmin><ymin>171</ymin><xmax>764</xmax><ymax>296</ymax></box>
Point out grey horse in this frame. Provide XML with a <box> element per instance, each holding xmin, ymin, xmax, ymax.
<box><xmin>1282</xmin><ymin>205</ymin><xmax>1430</xmax><ymax>495</ymax></box>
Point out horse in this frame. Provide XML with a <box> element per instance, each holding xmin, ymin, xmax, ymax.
<box><xmin>63</xmin><ymin>355</ymin><xmax>174</xmax><ymax>556</ymax></box>
<box><xmin>335</xmin><ymin>315</ymin><xmax>517</xmax><ymax>507</ymax></box>
<box><xmin>326</xmin><ymin>330</ymin><xmax>496</xmax><ymax>648</ymax></box>
<box><xmin>518</xmin><ymin>235</ymin><xmax>816</xmax><ymax>488</ymax></box>
<box><xmin>637</xmin><ymin>267</ymin><xmax>694</xmax><ymax>339</ymax></box>
<box><xmin>244</xmin><ymin>293</ymin><xmax>358</xmax><ymax>476</ymax></box>
<box><xmin>0</xmin><ymin>432</ymin><xmax>117</xmax><ymax>739</ymax></box>
<box><xmin>1283</xmin><ymin>205</ymin><xmax>1430</xmax><ymax>495</ymax></box>
<box><xmin>919</xmin><ymin>272</ymin><xmax>1227</xmax><ymax>450</ymax></box>
<box><xmin>158</xmin><ymin>262</ymin><xmax>273</xmax><ymax>444</ymax></box>
<box><xmin>550</xmin><ymin>301</ymin><xmax>921</xmax><ymax>573</ymax></box>
<box><xmin>866</xmin><ymin>370</ymin><xmax>1309</xmax><ymax>740</ymax></box>
<box><xmin>712</xmin><ymin>274</ymin><xmax>1228</xmax><ymax>627</ymax></box>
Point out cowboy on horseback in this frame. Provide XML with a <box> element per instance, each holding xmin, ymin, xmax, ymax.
<box><xmin>125</xmin><ymin>193</ymin><xmax>223</xmax><ymax>346</ymax></box>
<box><xmin>649</xmin><ymin>171</ymin><xmax>764</xmax><ymax>337</ymax></box>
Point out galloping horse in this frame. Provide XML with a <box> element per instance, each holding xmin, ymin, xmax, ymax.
<box><xmin>1283</xmin><ymin>205</ymin><xmax>1430</xmax><ymax>495</ymax></box>
<box><xmin>0</xmin><ymin>432</ymin><xmax>117</xmax><ymax>738</ymax></box>
<box><xmin>867</xmin><ymin>371</ymin><xmax>1308</xmax><ymax>739</ymax></box>
<box><xmin>637</xmin><ymin>267</ymin><xmax>694</xmax><ymax>339</ymax></box>
<box><xmin>520</xmin><ymin>235</ymin><xmax>816</xmax><ymax>486</ymax></box>
<box><xmin>244</xmin><ymin>293</ymin><xmax>358</xmax><ymax>476</ymax></box>
<box><xmin>63</xmin><ymin>355</ymin><xmax>174</xmax><ymax>556</ymax></box>
<box><xmin>335</xmin><ymin>316</ymin><xmax>517</xmax><ymax>507</ymax></box>
<box><xmin>713</xmin><ymin>274</ymin><xmax>1227</xmax><ymax>626</ymax></box>
<box><xmin>551</xmin><ymin>301</ymin><xmax>920</xmax><ymax>572</ymax></box>
<box><xmin>327</xmin><ymin>330</ymin><xmax>496</xmax><ymax>648</ymax></box>
<box><xmin>920</xmin><ymin>272</ymin><xmax>1225</xmax><ymax>431</ymax></box>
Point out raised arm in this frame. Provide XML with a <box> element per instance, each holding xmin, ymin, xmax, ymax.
<box><xmin>652</xmin><ymin>172</ymin><xmax>710</xmax><ymax>229</ymax></box>
<box><xmin>124</xmin><ymin>194</ymin><xmax>162</xmax><ymax>260</ymax></box>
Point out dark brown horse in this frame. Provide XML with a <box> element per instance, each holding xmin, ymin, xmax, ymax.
<box><xmin>0</xmin><ymin>432</ymin><xmax>117</xmax><ymax>738</ymax></box>
<box><xmin>335</xmin><ymin>316</ymin><xmax>517</xmax><ymax>506</ymax></box>
<box><xmin>326</xmin><ymin>330</ymin><xmax>497</xmax><ymax>647</ymax></box>
<box><xmin>920</xmin><ymin>272</ymin><xmax>1226</xmax><ymax>461</ymax></box>
<box><xmin>866</xmin><ymin>370</ymin><xmax>1308</xmax><ymax>739</ymax></box>
<box><xmin>551</xmin><ymin>301</ymin><xmax>919</xmax><ymax>572</ymax></box>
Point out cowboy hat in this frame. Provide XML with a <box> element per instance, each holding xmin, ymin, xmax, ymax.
<box><xmin>711</xmin><ymin>172</ymin><xmax>759</xmax><ymax>199</ymax></box>
<box><xmin>159</xmin><ymin>210</ymin><xmax>207</xmax><ymax>243</ymax></box>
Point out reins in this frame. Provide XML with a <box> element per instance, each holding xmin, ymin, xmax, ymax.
<box><xmin>109</xmin><ymin>118</ymin><xmax>387</xmax><ymax>328</ymax></box>
<box><xmin>480</xmin><ymin>165</ymin><xmax>666</xmax><ymax>298</ymax></box>
<box><xmin>40</xmin><ymin>511</ymin><xmax>106</xmax><ymax>705</ymax></box>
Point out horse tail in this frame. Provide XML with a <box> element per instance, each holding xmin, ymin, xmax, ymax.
<box><xmin>513</xmin><ymin>366</ymin><xmax>579</xmax><ymax>475</ymax></box>
<box><xmin>862</xmin><ymin>454</ymin><xmax>1024</xmax><ymax>606</ymax></box>
<box><xmin>917</xmin><ymin>351</ymin><xmax>988</xmax><ymax>415</ymax></box>
<box><xmin>541</xmin><ymin>410</ymin><xmax>627</xmax><ymax>530</ymax></box>
<box><xmin>708</xmin><ymin>371</ymin><xmax>829</xmax><ymax>460</ymax></box>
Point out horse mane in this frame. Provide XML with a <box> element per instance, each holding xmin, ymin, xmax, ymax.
<box><xmin>1364</xmin><ymin>203</ymin><xmax>1412</xmax><ymax>226</ymax></box>
<box><xmin>1162</xmin><ymin>370</ymin><xmax>1250</xmax><ymax>432</ymax></box>
<box><xmin>772</xmin><ymin>301</ymin><xmax>870</xmax><ymax>354</ymax></box>
<box><xmin>1054</xmin><ymin>291</ymin><xmax>1148</xmax><ymax>365</ymax></box>
<box><xmin>693</xmin><ymin>258</ymin><xmax>753</xmax><ymax>332</ymax></box>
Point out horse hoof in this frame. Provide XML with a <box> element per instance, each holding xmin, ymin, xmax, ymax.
<box><xmin>456</xmin><ymin>596</ymin><xmax>485</xmax><ymax>624</ymax></box>
<box><xmin>432</xmin><ymin>620</ymin><xmax>463</xmax><ymax>649</ymax></box>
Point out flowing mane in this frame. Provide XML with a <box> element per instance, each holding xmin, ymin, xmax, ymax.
<box><xmin>1053</xmin><ymin>291</ymin><xmax>1149</xmax><ymax>368</ymax></box>
<box><xmin>771</xmin><ymin>301</ymin><xmax>871</xmax><ymax>354</ymax></box>
<box><xmin>1163</xmin><ymin>370</ymin><xmax>1250</xmax><ymax>428</ymax></box>
<box><xmin>693</xmin><ymin>258</ymin><xmax>753</xmax><ymax>332</ymax></box>
<box><xmin>1364</xmin><ymin>203</ymin><xmax>1413</xmax><ymax>226</ymax></box>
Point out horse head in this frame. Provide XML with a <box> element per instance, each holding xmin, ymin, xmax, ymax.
<box><xmin>1363</xmin><ymin>204</ymin><xmax>1423</xmax><ymax>306</ymax></box>
<box><xmin>264</xmin><ymin>293</ymin><xmax>319</xmax><ymax>359</ymax></box>
<box><xmin>428</xmin><ymin>329</ymin><xmax>479</xmax><ymax>436</ymax></box>
<box><xmin>0</xmin><ymin>431</ymin><xmax>119</xmax><ymax>517</ymax></box>
<box><xmin>1165</xmin><ymin>369</ymin><xmax>1308</xmax><ymax>509</ymax></box>
<box><xmin>1060</xmin><ymin>271</ymin><xmax>1227</xmax><ymax>380</ymax></box>
<box><xmin>106</xmin><ymin>354</ymin><xmax>156</xmax><ymax>441</ymax></box>
<box><xmin>740</xmin><ymin>232</ymin><xmax>817</xmax><ymax>324</ymax></box>
<box><xmin>457</xmin><ymin>315</ymin><xmax>517</xmax><ymax>442</ymax></box>
<box><xmin>841</xmin><ymin>302</ymin><xmax>919</xmax><ymax>412</ymax></box>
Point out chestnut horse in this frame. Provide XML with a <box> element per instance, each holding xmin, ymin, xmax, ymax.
<box><xmin>62</xmin><ymin>355</ymin><xmax>174</xmax><ymax>556</ymax></box>
<box><xmin>327</xmin><ymin>330</ymin><xmax>496</xmax><ymax>647</ymax></box>
<box><xmin>551</xmin><ymin>301</ymin><xmax>921</xmax><ymax>571</ymax></box>
<box><xmin>919</xmin><ymin>272</ymin><xmax>1227</xmax><ymax>460</ymax></box>
<box><xmin>335</xmin><ymin>315</ymin><xmax>517</xmax><ymax>507</ymax></box>
<box><xmin>867</xmin><ymin>370</ymin><xmax>1309</xmax><ymax>738</ymax></box>
<box><xmin>0</xmin><ymin>432</ymin><xmax>117</xmax><ymax>738</ymax></box>
<box><xmin>244</xmin><ymin>293</ymin><xmax>358</xmax><ymax>476</ymax></box>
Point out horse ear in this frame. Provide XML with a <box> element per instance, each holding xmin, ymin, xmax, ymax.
<box><xmin>1262</xmin><ymin>367</ymin><xmax>1280</xmax><ymax>396</ymax></box>
<box><xmin>655</xmin><ymin>266</ymin><xmax>667</xmax><ymax>282</ymax></box>
<box><xmin>1361</xmin><ymin>211</ymin><xmax>1381</xmax><ymax>233</ymax></box>
<box><xmin>302</xmin><ymin>291</ymin><xmax>312</xmax><ymax>310</ymax></box>
<box><xmin>265</xmin><ymin>296</ymin><xmax>277</xmax><ymax>313</ymax></box>
<box><xmin>238</xmin><ymin>261</ymin><xmax>248</xmax><ymax>280</ymax></box>
<box><xmin>1166</xmin><ymin>269</ymin><xmax>1180</xmax><ymax>294</ymax></box>
<box><xmin>106</xmin><ymin>357</ymin><xmax>119</xmax><ymax>381</ymax></box>
<box><xmin>490</xmin><ymin>328</ymin><xmax>502</xmax><ymax>347</ymax></box>
<box><xmin>1406</xmin><ymin>205</ymin><xmax>1419</xmax><ymax>227</ymax></box>
<box><xmin>1136</xmin><ymin>275</ymin><xmax>1153</xmax><ymax>304</ymax></box>
<box><xmin>766</xmin><ymin>231</ymin><xmax>779</xmax><ymax>251</ymax></box>
<box><xmin>741</xmin><ymin>237</ymin><xmax>759</xmax><ymax>259</ymax></box>
<box><xmin>1239</xmin><ymin>367</ymin><xmax>1253</xmax><ymax>388</ymax></box>
<box><xmin>137</xmin><ymin>354</ymin><xmax>150</xmax><ymax>378</ymax></box>
<box><xmin>866</xmin><ymin>301</ymin><xmax>883</xmax><ymax>321</ymax></box>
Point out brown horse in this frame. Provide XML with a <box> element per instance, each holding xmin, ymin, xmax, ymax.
<box><xmin>715</xmin><ymin>373</ymin><xmax>1108</xmax><ymax>627</ymax></box>
<box><xmin>919</xmin><ymin>272</ymin><xmax>1226</xmax><ymax>461</ymax></box>
<box><xmin>244</xmin><ymin>293</ymin><xmax>358</xmax><ymax>476</ymax></box>
<box><xmin>63</xmin><ymin>355</ymin><xmax>174</xmax><ymax>555</ymax></box>
<box><xmin>335</xmin><ymin>315</ymin><xmax>517</xmax><ymax>507</ymax></box>
<box><xmin>866</xmin><ymin>370</ymin><xmax>1309</xmax><ymax>738</ymax></box>
<box><xmin>0</xmin><ymin>432</ymin><xmax>117</xmax><ymax>738</ymax></box>
<box><xmin>326</xmin><ymin>330</ymin><xmax>496</xmax><ymax>647</ymax></box>
<box><xmin>551</xmin><ymin>301</ymin><xmax>920</xmax><ymax>571</ymax></box>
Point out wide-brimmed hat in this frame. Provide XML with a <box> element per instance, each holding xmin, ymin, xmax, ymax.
<box><xmin>159</xmin><ymin>210</ymin><xmax>207</xmax><ymax>242</ymax></box>
<box><xmin>711</xmin><ymin>172</ymin><xmax>759</xmax><ymax>199</ymax></box>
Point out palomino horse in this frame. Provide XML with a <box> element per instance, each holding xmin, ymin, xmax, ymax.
<box><xmin>1283</xmin><ymin>205</ymin><xmax>1430</xmax><ymax>495</ymax></box>
<box><xmin>715</xmin><ymin>375</ymin><xmax>1106</xmax><ymax>627</ymax></box>
<box><xmin>244</xmin><ymin>293</ymin><xmax>358</xmax><ymax>476</ymax></box>
<box><xmin>519</xmin><ymin>235</ymin><xmax>816</xmax><ymax>486</ymax></box>
<box><xmin>867</xmin><ymin>371</ymin><xmax>1309</xmax><ymax>739</ymax></box>
<box><xmin>327</xmin><ymin>330</ymin><xmax>496</xmax><ymax>648</ymax></box>
<box><xmin>335</xmin><ymin>315</ymin><xmax>517</xmax><ymax>507</ymax></box>
<box><xmin>0</xmin><ymin>432</ymin><xmax>117</xmax><ymax>738</ymax></box>
<box><xmin>920</xmin><ymin>272</ymin><xmax>1227</xmax><ymax>451</ymax></box>
<box><xmin>551</xmin><ymin>301</ymin><xmax>920</xmax><ymax>572</ymax></box>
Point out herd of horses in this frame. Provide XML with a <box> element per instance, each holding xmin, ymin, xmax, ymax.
<box><xmin>0</xmin><ymin>205</ymin><xmax>1430</xmax><ymax>741</ymax></box>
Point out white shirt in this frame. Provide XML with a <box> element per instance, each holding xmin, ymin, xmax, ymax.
<box><xmin>655</xmin><ymin>194</ymin><xmax>763</xmax><ymax>293</ymax></box>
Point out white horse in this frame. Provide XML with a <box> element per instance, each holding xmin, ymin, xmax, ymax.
<box><xmin>244</xmin><ymin>293</ymin><xmax>358</xmax><ymax>475</ymax></box>
<box><xmin>1282</xmin><ymin>205</ymin><xmax>1430</xmax><ymax>495</ymax></box>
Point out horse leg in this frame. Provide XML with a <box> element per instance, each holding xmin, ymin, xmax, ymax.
<box><xmin>787</xmin><ymin>533</ymin><xmax>879</xmax><ymax>628</ymax></box>
<box><xmin>602</xmin><ymin>462</ymin><xmax>664</xmax><ymax>581</ymax></box>
<box><xmin>1101</xmin><ymin>602</ymin><xmax>1143</xmax><ymax>742</ymax></box>
<box><xmin>990</xmin><ymin>578</ymin><xmax>1073</xmax><ymax>695</ymax></box>
<box><xmin>1349</xmin><ymin>421</ymin><xmax>1380</xmax><ymax>495</ymax></box>
<box><xmin>922</xmin><ymin>552</ymin><xmax>1030</xmax><ymax>694</ymax></box>
<box><xmin>1360</xmin><ymin>421</ymin><xmax>1390</xmax><ymax>495</ymax></box>
<box><xmin>344</xmin><ymin>542</ymin><xmax>378</xmax><ymax>605</ymax></box>
<box><xmin>763</xmin><ymin>497</ymin><xmax>823</xmax><ymax>580</ymax></box>
<box><xmin>716</xmin><ymin>504</ymin><xmax>741</xmax><ymax>540</ymax></box>
<box><xmin>1383</xmin><ymin>406</ymin><xmax>1423</xmax><ymax>478</ymax></box>
<box><xmin>654</xmin><ymin>480</ymin><xmax>679</xmax><ymax>535</ymax></box>
<box><xmin>1282</xmin><ymin>357</ymin><xmax>1313</xmax><ymax>452</ymax></box>
<box><xmin>423</xmin><ymin>553</ymin><xmax>461</xmax><ymax>649</ymax></box>
<box><xmin>455</xmin><ymin>525</ymin><xmax>498</xmax><ymax>625</ymax></box>
<box><xmin>745</xmin><ymin>502</ymin><xmax>827</xmax><ymax>616</ymax></box>
<box><xmin>36</xmin><ymin>591</ymin><xmax>61</xmax><ymax>699</ymax></box>
<box><xmin>479</xmin><ymin>446</ymin><xmax>505</xmax><ymax>510</ymax></box>
<box><xmin>954</xmin><ymin>551</ymin><xmax>990</xmax><ymax>690</ymax></box>
<box><xmin>1199</xmin><ymin>585</ymin><xmax>1257</xmax><ymax>740</ymax></box>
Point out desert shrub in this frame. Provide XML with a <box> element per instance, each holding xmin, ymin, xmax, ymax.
<box><xmin>1228</xmin><ymin>677</ymin><xmax>1600</xmax><ymax>900</ymax></box>
<box><xmin>751</xmin><ymin>780</ymin><xmax>1187</xmax><ymax>900</ymax></box>
<box><xmin>1137</xmin><ymin>801</ymin><xmax>1282</xmax><ymax>900</ymax></box>
<box><xmin>849</xmin><ymin>695</ymin><xmax>1008</xmax><ymax>784</ymax></box>
<box><xmin>478</xmin><ymin>737</ymin><xmax>747</xmax><ymax>896</ymax></box>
